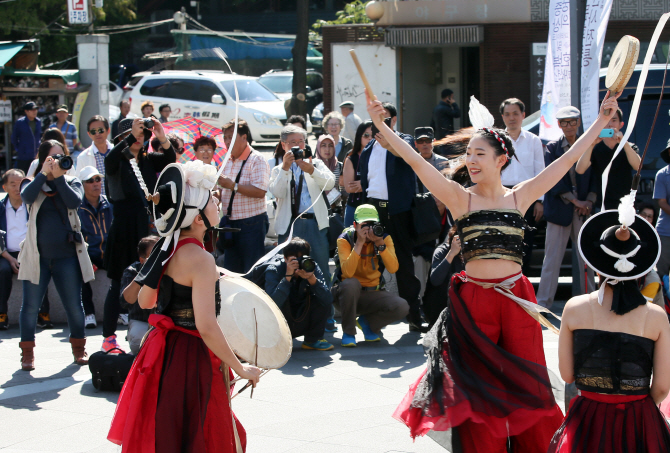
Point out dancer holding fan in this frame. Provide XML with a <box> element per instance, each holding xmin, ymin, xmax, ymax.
<box><xmin>375</xmin><ymin>88</ymin><xmax>620</xmax><ymax>451</ymax></box>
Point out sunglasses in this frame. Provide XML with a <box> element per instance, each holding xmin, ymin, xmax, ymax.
<box><xmin>89</xmin><ymin>128</ymin><xmax>106</xmax><ymax>135</ymax></box>
<box><xmin>559</xmin><ymin>119</ymin><xmax>578</xmax><ymax>127</ymax></box>
<box><xmin>84</xmin><ymin>176</ymin><xmax>102</xmax><ymax>183</ymax></box>
<box><xmin>416</xmin><ymin>138</ymin><xmax>432</xmax><ymax>144</ymax></box>
<box><xmin>362</xmin><ymin>133</ymin><xmax>372</xmax><ymax>138</ymax></box>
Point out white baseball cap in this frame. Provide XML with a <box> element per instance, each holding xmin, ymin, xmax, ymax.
<box><xmin>79</xmin><ymin>166</ymin><xmax>103</xmax><ymax>182</ymax></box>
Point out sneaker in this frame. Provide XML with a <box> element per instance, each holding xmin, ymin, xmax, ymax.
<box><xmin>0</xmin><ymin>313</ymin><xmax>7</xmax><ymax>330</ymax></box>
<box><xmin>341</xmin><ymin>333</ymin><xmax>357</xmax><ymax>347</ymax></box>
<box><xmin>36</xmin><ymin>313</ymin><xmax>53</xmax><ymax>329</ymax></box>
<box><xmin>325</xmin><ymin>318</ymin><xmax>337</xmax><ymax>333</ymax></box>
<box><xmin>85</xmin><ymin>314</ymin><xmax>97</xmax><ymax>329</ymax></box>
<box><xmin>118</xmin><ymin>313</ymin><xmax>129</xmax><ymax>326</ymax></box>
<box><xmin>301</xmin><ymin>339</ymin><xmax>334</xmax><ymax>351</ymax></box>
<box><xmin>356</xmin><ymin>316</ymin><xmax>381</xmax><ymax>342</ymax></box>
<box><xmin>101</xmin><ymin>335</ymin><xmax>125</xmax><ymax>353</ymax></box>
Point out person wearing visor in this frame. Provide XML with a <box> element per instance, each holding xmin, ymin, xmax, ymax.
<box><xmin>333</xmin><ymin>204</ymin><xmax>408</xmax><ymax>347</ymax></box>
<box><xmin>101</xmin><ymin>117</ymin><xmax>176</xmax><ymax>352</ymax></box>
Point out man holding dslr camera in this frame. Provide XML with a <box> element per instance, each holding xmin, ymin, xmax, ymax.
<box><xmin>269</xmin><ymin>125</ymin><xmax>335</xmax><ymax>285</ymax></box>
<box><xmin>333</xmin><ymin>205</ymin><xmax>408</xmax><ymax>347</ymax></box>
<box><xmin>264</xmin><ymin>237</ymin><xmax>334</xmax><ymax>351</ymax></box>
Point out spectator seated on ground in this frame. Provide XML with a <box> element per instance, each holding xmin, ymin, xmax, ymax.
<box><xmin>264</xmin><ymin>237</ymin><xmax>334</xmax><ymax>351</ymax></box>
<box><xmin>120</xmin><ymin>235</ymin><xmax>160</xmax><ymax>355</ymax></box>
<box><xmin>332</xmin><ymin>204</ymin><xmax>409</xmax><ymax>347</ymax></box>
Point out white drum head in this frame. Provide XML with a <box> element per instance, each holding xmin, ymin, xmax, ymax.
<box><xmin>217</xmin><ymin>276</ymin><xmax>292</xmax><ymax>369</ymax></box>
<box><xmin>605</xmin><ymin>35</ymin><xmax>640</xmax><ymax>93</ymax></box>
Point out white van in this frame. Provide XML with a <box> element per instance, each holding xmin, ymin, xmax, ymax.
<box><xmin>127</xmin><ymin>70</ymin><xmax>287</xmax><ymax>142</ymax></box>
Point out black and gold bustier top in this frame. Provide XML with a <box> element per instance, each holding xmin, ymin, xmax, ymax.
<box><xmin>156</xmin><ymin>274</ymin><xmax>221</xmax><ymax>330</ymax></box>
<box><xmin>456</xmin><ymin>209</ymin><xmax>528</xmax><ymax>265</ymax></box>
<box><xmin>573</xmin><ymin>329</ymin><xmax>654</xmax><ymax>395</ymax></box>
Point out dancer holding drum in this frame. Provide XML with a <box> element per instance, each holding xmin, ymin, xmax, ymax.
<box><xmin>379</xmin><ymin>89</ymin><xmax>620</xmax><ymax>452</ymax></box>
<box><xmin>108</xmin><ymin>160</ymin><xmax>261</xmax><ymax>453</ymax></box>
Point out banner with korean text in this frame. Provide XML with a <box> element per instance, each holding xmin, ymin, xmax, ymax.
<box><xmin>539</xmin><ymin>0</ymin><xmax>571</xmax><ymax>141</ymax></box>
<box><xmin>580</xmin><ymin>0</ymin><xmax>613</xmax><ymax>130</ymax></box>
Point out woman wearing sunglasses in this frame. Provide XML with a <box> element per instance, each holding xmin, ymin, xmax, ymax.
<box><xmin>342</xmin><ymin>120</ymin><xmax>373</xmax><ymax>226</ymax></box>
<box><xmin>74</xmin><ymin>115</ymin><xmax>112</xmax><ymax>194</ymax></box>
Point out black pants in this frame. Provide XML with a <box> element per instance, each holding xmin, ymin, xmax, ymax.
<box><xmin>102</xmin><ymin>279</ymin><xmax>121</xmax><ymax>338</ymax></box>
<box><xmin>15</xmin><ymin>159</ymin><xmax>32</xmax><ymax>174</ymax></box>
<box><xmin>0</xmin><ymin>251</ymin><xmax>49</xmax><ymax>314</ymax></box>
<box><xmin>280</xmin><ymin>298</ymin><xmax>329</xmax><ymax>343</ymax></box>
<box><xmin>368</xmin><ymin>199</ymin><xmax>421</xmax><ymax>315</ymax></box>
<box><xmin>81</xmin><ymin>257</ymin><xmax>103</xmax><ymax>316</ymax></box>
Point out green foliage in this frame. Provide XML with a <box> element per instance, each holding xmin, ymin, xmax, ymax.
<box><xmin>312</xmin><ymin>0</ymin><xmax>371</xmax><ymax>31</ymax></box>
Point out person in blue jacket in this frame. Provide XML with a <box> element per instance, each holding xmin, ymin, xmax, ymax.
<box><xmin>536</xmin><ymin>106</ymin><xmax>597</xmax><ymax>309</ymax></box>
<box><xmin>77</xmin><ymin>166</ymin><xmax>113</xmax><ymax>328</ymax></box>
<box><xmin>11</xmin><ymin>102</ymin><xmax>42</xmax><ymax>173</ymax></box>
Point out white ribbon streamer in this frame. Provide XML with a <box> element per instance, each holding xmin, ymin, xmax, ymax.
<box><xmin>599</xmin><ymin>243</ymin><xmax>640</xmax><ymax>273</ymax></box>
<box><xmin>600</xmin><ymin>12</ymin><xmax>670</xmax><ymax>212</ymax></box>
<box><xmin>598</xmin><ymin>277</ymin><xmax>620</xmax><ymax>305</ymax></box>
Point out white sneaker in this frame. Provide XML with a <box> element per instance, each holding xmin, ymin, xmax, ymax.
<box><xmin>85</xmin><ymin>314</ymin><xmax>97</xmax><ymax>329</ymax></box>
<box><xmin>118</xmin><ymin>313</ymin><xmax>129</xmax><ymax>326</ymax></box>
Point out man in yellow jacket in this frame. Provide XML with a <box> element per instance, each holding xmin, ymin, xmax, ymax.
<box><xmin>333</xmin><ymin>204</ymin><xmax>409</xmax><ymax>347</ymax></box>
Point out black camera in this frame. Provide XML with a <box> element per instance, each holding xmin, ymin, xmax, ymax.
<box><xmin>143</xmin><ymin>118</ymin><xmax>155</xmax><ymax>129</ymax></box>
<box><xmin>53</xmin><ymin>154</ymin><xmax>74</xmax><ymax>171</ymax></box>
<box><xmin>371</xmin><ymin>222</ymin><xmax>384</xmax><ymax>237</ymax></box>
<box><xmin>297</xmin><ymin>256</ymin><xmax>316</xmax><ymax>273</ymax></box>
<box><xmin>370</xmin><ymin>117</ymin><xmax>393</xmax><ymax>137</ymax></box>
<box><xmin>291</xmin><ymin>145</ymin><xmax>312</xmax><ymax>161</ymax></box>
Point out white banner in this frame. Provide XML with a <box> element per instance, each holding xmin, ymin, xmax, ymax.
<box><xmin>580</xmin><ymin>0</ymin><xmax>613</xmax><ymax>130</ymax></box>
<box><xmin>539</xmin><ymin>0</ymin><xmax>572</xmax><ymax>141</ymax></box>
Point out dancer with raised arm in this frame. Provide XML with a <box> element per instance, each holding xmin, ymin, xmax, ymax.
<box><xmin>108</xmin><ymin>161</ymin><xmax>261</xmax><ymax>453</ymax></box>
<box><xmin>384</xmin><ymin>91</ymin><xmax>621</xmax><ymax>452</ymax></box>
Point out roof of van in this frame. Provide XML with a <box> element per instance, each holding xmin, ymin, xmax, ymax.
<box><xmin>598</xmin><ymin>63</ymin><xmax>669</xmax><ymax>77</ymax></box>
<box><xmin>140</xmin><ymin>70</ymin><xmax>251</xmax><ymax>80</ymax></box>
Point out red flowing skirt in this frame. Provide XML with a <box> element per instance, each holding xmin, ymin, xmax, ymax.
<box><xmin>108</xmin><ymin>314</ymin><xmax>246</xmax><ymax>453</ymax></box>
<box><xmin>393</xmin><ymin>272</ymin><xmax>563</xmax><ymax>440</ymax></box>
<box><xmin>548</xmin><ymin>391</ymin><xmax>670</xmax><ymax>453</ymax></box>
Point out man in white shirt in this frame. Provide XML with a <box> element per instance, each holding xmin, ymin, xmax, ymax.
<box><xmin>500</xmin><ymin>98</ymin><xmax>545</xmax><ymax>273</ymax></box>
<box><xmin>340</xmin><ymin>101</ymin><xmax>362</xmax><ymax>143</ymax></box>
<box><xmin>76</xmin><ymin>115</ymin><xmax>113</xmax><ymax>195</ymax></box>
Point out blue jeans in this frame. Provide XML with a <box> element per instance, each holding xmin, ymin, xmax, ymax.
<box><xmin>279</xmin><ymin>218</ymin><xmax>331</xmax><ymax>287</ymax></box>
<box><xmin>223</xmin><ymin>212</ymin><xmax>269</xmax><ymax>274</ymax></box>
<box><xmin>20</xmin><ymin>256</ymin><xmax>85</xmax><ymax>342</ymax></box>
<box><xmin>344</xmin><ymin>205</ymin><xmax>356</xmax><ymax>228</ymax></box>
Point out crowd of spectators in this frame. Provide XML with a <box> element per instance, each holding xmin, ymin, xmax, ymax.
<box><xmin>2</xmin><ymin>92</ymin><xmax>670</xmax><ymax>366</ymax></box>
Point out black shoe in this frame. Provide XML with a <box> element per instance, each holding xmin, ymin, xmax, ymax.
<box><xmin>406</xmin><ymin>312</ymin><xmax>429</xmax><ymax>333</ymax></box>
<box><xmin>0</xmin><ymin>313</ymin><xmax>7</xmax><ymax>330</ymax></box>
<box><xmin>37</xmin><ymin>313</ymin><xmax>53</xmax><ymax>329</ymax></box>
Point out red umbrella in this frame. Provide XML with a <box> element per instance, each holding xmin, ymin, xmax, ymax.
<box><xmin>160</xmin><ymin>117</ymin><xmax>228</xmax><ymax>166</ymax></box>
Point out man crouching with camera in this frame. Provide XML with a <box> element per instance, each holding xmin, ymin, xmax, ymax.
<box><xmin>17</xmin><ymin>139</ymin><xmax>94</xmax><ymax>371</ymax></box>
<box><xmin>264</xmin><ymin>237</ymin><xmax>334</xmax><ymax>351</ymax></box>
<box><xmin>332</xmin><ymin>204</ymin><xmax>409</xmax><ymax>347</ymax></box>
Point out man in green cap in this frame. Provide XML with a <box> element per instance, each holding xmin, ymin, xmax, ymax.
<box><xmin>332</xmin><ymin>204</ymin><xmax>409</xmax><ymax>347</ymax></box>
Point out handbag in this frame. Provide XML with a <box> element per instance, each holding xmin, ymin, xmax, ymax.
<box><xmin>88</xmin><ymin>348</ymin><xmax>136</xmax><ymax>392</ymax></box>
<box><xmin>216</xmin><ymin>159</ymin><xmax>247</xmax><ymax>251</ymax></box>
<box><xmin>412</xmin><ymin>179</ymin><xmax>442</xmax><ymax>246</ymax></box>
<box><xmin>322</xmin><ymin>190</ymin><xmax>345</xmax><ymax>251</ymax></box>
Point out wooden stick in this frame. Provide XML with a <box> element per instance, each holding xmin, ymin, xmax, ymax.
<box><xmin>232</xmin><ymin>369</ymin><xmax>270</xmax><ymax>400</ymax></box>
<box><xmin>349</xmin><ymin>49</ymin><xmax>386</xmax><ymax>125</ymax></box>
<box><xmin>251</xmin><ymin>308</ymin><xmax>258</xmax><ymax>399</ymax></box>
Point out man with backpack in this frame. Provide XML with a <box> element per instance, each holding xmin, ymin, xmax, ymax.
<box><xmin>332</xmin><ymin>204</ymin><xmax>409</xmax><ymax>347</ymax></box>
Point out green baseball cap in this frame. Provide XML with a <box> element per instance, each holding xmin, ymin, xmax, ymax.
<box><xmin>354</xmin><ymin>204</ymin><xmax>379</xmax><ymax>224</ymax></box>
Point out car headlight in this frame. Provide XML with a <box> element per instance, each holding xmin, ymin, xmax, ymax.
<box><xmin>253</xmin><ymin>113</ymin><xmax>283</xmax><ymax>126</ymax></box>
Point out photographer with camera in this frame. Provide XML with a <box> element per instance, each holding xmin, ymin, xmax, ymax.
<box><xmin>101</xmin><ymin>117</ymin><xmax>176</xmax><ymax>353</ymax></box>
<box><xmin>333</xmin><ymin>205</ymin><xmax>408</xmax><ymax>347</ymax></box>
<box><xmin>264</xmin><ymin>237</ymin><xmax>334</xmax><ymax>351</ymax></box>
<box><xmin>17</xmin><ymin>140</ymin><xmax>94</xmax><ymax>371</ymax></box>
<box><xmin>269</xmin><ymin>125</ymin><xmax>335</xmax><ymax>286</ymax></box>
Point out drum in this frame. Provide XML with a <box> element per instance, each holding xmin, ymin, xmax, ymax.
<box><xmin>605</xmin><ymin>35</ymin><xmax>640</xmax><ymax>95</ymax></box>
<box><xmin>217</xmin><ymin>275</ymin><xmax>292</xmax><ymax>369</ymax></box>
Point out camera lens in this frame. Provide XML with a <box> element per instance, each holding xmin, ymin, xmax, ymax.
<box><xmin>143</xmin><ymin>118</ymin><xmax>154</xmax><ymax>129</ymax></box>
<box><xmin>54</xmin><ymin>154</ymin><xmax>73</xmax><ymax>170</ymax></box>
<box><xmin>372</xmin><ymin>222</ymin><xmax>384</xmax><ymax>237</ymax></box>
<box><xmin>299</xmin><ymin>256</ymin><xmax>316</xmax><ymax>273</ymax></box>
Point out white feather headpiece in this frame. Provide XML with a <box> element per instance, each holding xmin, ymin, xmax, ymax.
<box><xmin>468</xmin><ymin>96</ymin><xmax>495</xmax><ymax>130</ymax></box>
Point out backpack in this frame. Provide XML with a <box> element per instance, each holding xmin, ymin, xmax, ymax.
<box><xmin>332</xmin><ymin>227</ymin><xmax>386</xmax><ymax>289</ymax></box>
<box><xmin>243</xmin><ymin>254</ymin><xmax>283</xmax><ymax>291</ymax></box>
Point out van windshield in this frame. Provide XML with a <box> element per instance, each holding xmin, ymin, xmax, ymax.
<box><xmin>258</xmin><ymin>75</ymin><xmax>292</xmax><ymax>93</ymax></box>
<box><xmin>221</xmin><ymin>80</ymin><xmax>278</xmax><ymax>102</ymax></box>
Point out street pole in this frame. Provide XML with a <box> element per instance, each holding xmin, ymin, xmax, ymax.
<box><xmin>289</xmin><ymin>0</ymin><xmax>309</xmax><ymax>117</ymax></box>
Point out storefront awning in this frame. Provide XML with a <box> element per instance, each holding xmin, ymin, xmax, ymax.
<box><xmin>385</xmin><ymin>26</ymin><xmax>484</xmax><ymax>47</ymax></box>
<box><xmin>1</xmin><ymin>68</ymin><xmax>79</xmax><ymax>84</ymax></box>
<box><xmin>0</xmin><ymin>43</ymin><xmax>26</xmax><ymax>70</ymax></box>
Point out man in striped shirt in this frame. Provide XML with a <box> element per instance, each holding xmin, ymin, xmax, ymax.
<box><xmin>49</xmin><ymin>104</ymin><xmax>80</xmax><ymax>155</ymax></box>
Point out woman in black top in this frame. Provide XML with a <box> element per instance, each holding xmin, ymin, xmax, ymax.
<box><xmin>101</xmin><ymin>118</ymin><xmax>175</xmax><ymax>352</ymax></box>
<box><xmin>342</xmin><ymin>120</ymin><xmax>372</xmax><ymax>226</ymax></box>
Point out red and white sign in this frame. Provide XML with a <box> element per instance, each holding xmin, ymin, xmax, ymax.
<box><xmin>68</xmin><ymin>0</ymin><xmax>91</xmax><ymax>25</ymax></box>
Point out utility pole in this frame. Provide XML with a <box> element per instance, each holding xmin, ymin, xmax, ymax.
<box><xmin>289</xmin><ymin>0</ymin><xmax>309</xmax><ymax>117</ymax></box>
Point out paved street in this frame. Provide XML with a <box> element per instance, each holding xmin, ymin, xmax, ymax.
<box><xmin>0</xmin><ymin>306</ymin><xmax>563</xmax><ymax>453</ymax></box>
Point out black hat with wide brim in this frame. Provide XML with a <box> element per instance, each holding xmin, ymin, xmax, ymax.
<box><xmin>152</xmin><ymin>163</ymin><xmax>186</xmax><ymax>238</ymax></box>
<box><xmin>578</xmin><ymin>210</ymin><xmax>660</xmax><ymax>280</ymax></box>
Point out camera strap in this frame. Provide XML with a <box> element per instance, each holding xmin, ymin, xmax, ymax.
<box><xmin>291</xmin><ymin>169</ymin><xmax>304</xmax><ymax>219</ymax></box>
<box><xmin>226</xmin><ymin>158</ymin><xmax>247</xmax><ymax>218</ymax></box>
<box><xmin>48</xmin><ymin>192</ymin><xmax>73</xmax><ymax>229</ymax></box>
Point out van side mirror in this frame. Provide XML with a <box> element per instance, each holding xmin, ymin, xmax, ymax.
<box><xmin>305</xmin><ymin>86</ymin><xmax>312</xmax><ymax>92</ymax></box>
<box><xmin>211</xmin><ymin>94</ymin><xmax>225</xmax><ymax>104</ymax></box>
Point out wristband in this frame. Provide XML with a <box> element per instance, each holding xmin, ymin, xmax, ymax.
<box><xmin>159</xmin><ymin>138</ymin><xmax>168</xmax><ymax>145</ymax></box>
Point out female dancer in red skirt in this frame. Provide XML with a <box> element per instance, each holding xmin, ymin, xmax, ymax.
<box><xmin>548</xmin><ymin>207</ymin><xmax>670</xmax><ymax>452</ymax></box>
<box><xmin>365</xmin><ymin>91</ymin><xmax>621</xmax><ymax>452</ymax></box>
<box><xmin>108</xmin><ymin>161</ymin><xmax>262</xmax><ymax>453</ymax></box>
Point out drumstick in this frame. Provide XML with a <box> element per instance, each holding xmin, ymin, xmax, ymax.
<box><xmin>349</xmin><ymin>49</ymin><xmax>385</xmax><ymax>123</ymax></box>
<box><xmin>251</xmin><ymin>308</ymin><xmax>258</xmax><ymax>399</ymax></box>
<box><xmin>604</xmin><ymin>90</ymin><xmax>613</xmax><ymax>116</ymax></box>
<box><xmin>232</xmin><ymin>369</ymin><xmax>270</xmax><ymax>399</ymax></box>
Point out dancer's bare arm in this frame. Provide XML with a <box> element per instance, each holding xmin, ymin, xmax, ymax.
<box><xmin>650</xmin><ymin>305</ymin><xmax>670</xmax><ymax>404</ymax></box>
